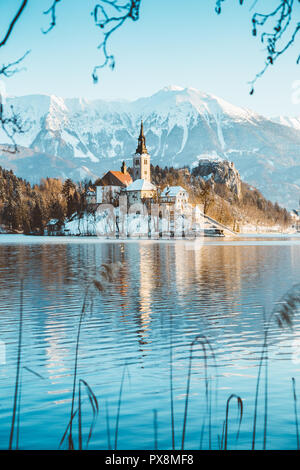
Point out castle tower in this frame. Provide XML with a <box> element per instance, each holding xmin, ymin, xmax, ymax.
<box><xmin>133</xmin><ymin>120</ymin><xmax>151</xmax><ymax>182</ymax></box>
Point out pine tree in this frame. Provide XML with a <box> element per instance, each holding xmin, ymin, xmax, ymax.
<box><xmin>31</xmin><ymin>201</ymin><xmax>44</xmax><ymax>235</ymax></box>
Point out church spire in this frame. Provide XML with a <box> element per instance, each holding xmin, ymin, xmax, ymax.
<box><xmin>136</xmin><ymin>120</ymin><xmax>148</xmax><ymax>155</ymax></box>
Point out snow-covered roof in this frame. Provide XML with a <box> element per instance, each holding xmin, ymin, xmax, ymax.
<box><xmin>126</xmin><ymin>179</ymin><xmax>157</xmax><ymax>192</ymax></box>
<box><xmin>161</xmin><ymin>186</ymin><xmax>187</xmax><ymax>197</ymax></box>
<box><xmin>47</xmin><ymin>219</ymin><xmax>59</xmax><ymax>225</ymax></box>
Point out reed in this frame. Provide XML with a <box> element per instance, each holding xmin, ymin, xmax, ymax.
<box><xmin>169</xmin><ymin>308</ymin><xmax>175</xmax><ymax>450</ymax></box>
<box><xmin>222</xmin><ymin>394</ymin><xmax>243</xmax><ymax>450</ymax></box>
<box><xmin>9</xmin><ymin>279</ymin><xmax>23</xmax><ymax>450</ymax></box>
<box><xmin>292</xmin><ymin>377</ymin><xmax>299</xmax><ymax>450</ymax></box>
<box><xmin>252</xmin><ymin>330</ymin><xmax>268</xmax><ymax>450</ymax></box>
<box><xmin>78</xmin><ymin>379</ymin><xmax>99</xmax><ymax>449</ymax></box>
<box><xmin>105</xmin><ymin>400</ymin><xmax>112</xmax><ymax>450</ymax></box>
<box><xmin>153</xmin><ymin>409</ymin><xmax>158</xmax><ymax>450</ymax></box>
<box><xmin>115</xmin><ymin>364</ymin><xmax>129</xmax><ymax>450</ymax></box>
<box><xmin>181</xmin><ymin>335</ymin><xmax>216</xmax><ymax>450</ymax></box>
<box><xmin>68</xmin><ymin>289</ymin><xmax>88</xmax><ymax>450</ymax></box>
<box><xmin>252</xmin><ymin>286</ymin><xmax>300</xmax><ymax>450</ymax></box>
<box><xmin>61</xmin><ymin>260</ymin><xmax>122</xmax><ymax>449</ymax></box>
<box><xmin>263</xmin><ymin>340</ymin><xmax>268</xmax><ymax>450</ymax></box>
<box><xmin>10</xmin><ymin>275</ymin><xmax>300</xmax><ymax>450</ymax></box>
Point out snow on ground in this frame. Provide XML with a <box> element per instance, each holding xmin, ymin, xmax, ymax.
<box><xmin>64</xmin><ymin>210</ymin><xmax>193</xmax><ymax>237</ymax></box>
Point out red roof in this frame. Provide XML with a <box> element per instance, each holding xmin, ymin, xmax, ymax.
<box><xmin>109</xmin><ymin>171</ymin><xmax>132</xmax><ymax>187</ymax></box>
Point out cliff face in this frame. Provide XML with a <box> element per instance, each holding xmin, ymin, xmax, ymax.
<box><xmin>192</xmin><ymin>160</ymin><xmax>242</xmax><ymax>198</ymax></box>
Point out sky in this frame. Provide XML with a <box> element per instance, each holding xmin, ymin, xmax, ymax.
<box><xmin>0</xmin><ymin>0</ymin><xmax>299</xmax><ymax>117</ymax></box>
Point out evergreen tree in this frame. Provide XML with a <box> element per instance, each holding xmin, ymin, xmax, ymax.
<box><xmin>31</xmin><ymin>202</ymin><xmax>44</xmax><ymax>235</ymax></box>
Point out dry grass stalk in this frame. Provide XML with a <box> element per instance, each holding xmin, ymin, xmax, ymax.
<box><xmin>93</xmin><ymin>261</ymin><xmax>122</xmax><ymax>293</ymax></box>
<box><xmin>272</xmin><ymin>284</ymin><xmax>300</xmax><ymax>330</ymax></box>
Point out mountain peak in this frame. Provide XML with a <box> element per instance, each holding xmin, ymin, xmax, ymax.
<box><xmin>0</xmin><ymin>87</ymin><xmax>299</xmax><ymax>209</ymax></box>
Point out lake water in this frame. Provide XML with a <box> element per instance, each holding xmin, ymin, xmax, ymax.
<box><xmin>0</xmin><ymin>234</ymin><xmax>300</xmax><ymax>450</ymax></box>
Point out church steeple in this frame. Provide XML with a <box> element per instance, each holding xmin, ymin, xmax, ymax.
<box><xmin>132</xmin><ymin>120</ymin><xmax>151</xmax><ymax>182</ymax></box>
<box><xmin>136</xmin><ymin>120</ymin><xmax>148</xmax><ymax>155</ymax></box>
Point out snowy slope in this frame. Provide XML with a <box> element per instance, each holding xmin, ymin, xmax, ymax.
<box><xmin>0</xmin><ymin>86</ymin><xmax>300</xmax><ymax>208</ymax></box>
<box><xmin>271</xmin><ymin>116</ymin><xmax>300</xmax><ymax>131</ymax></box>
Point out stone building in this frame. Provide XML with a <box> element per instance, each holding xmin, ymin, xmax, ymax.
<box><xmin>132</xmin><ymin>121</ymin><xmax>151</xmax><ymax>182</ymax></box>
<box><xmin>126</xmin><ymin>179</ymin><xmax>157</xmax><ymax>205</ymax></box>
<box><xmin>96</xmin><ymin>162</ymin><xmax>132</xmax><ymax>204</ymax></box>
<box><xmin>95</xmin><ymin>121</ymin><xmax>192</xmax><ymax>210</ymax></box>
<box><xmin>125</xmin><ymin>120</ymin><xmax>157</xmax><ymax>204</ymax></box>
<box><xmin>161</xmin><ymin>185</ymin><xmax>189</xmax><ymax>210</ymax></box>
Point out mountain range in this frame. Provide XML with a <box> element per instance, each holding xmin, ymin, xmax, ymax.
<box><xmin>0</xmin><ymin>85</ymin><xmax>299</xmax><ymax>209</ymax></box>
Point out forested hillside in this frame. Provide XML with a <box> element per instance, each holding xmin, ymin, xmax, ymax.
<box><xmin>0</xmin><ymin>167</ymin><xmax>88</xmax><ymax>234</ymax></box>
<box><xmin>0</xmin><ymin>163</ymin><xmax>292</xmax><ymax>234</ymax></box>
<box><xmin>149</xmin><ymin>163</ymin><xmax>291</xmax><ymax>230</ymax></box>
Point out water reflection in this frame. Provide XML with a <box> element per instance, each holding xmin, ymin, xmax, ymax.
<box><xmin>0</xmin><ymin>235</ymin><xmax>299</xmax><ymax>449</ymax></box>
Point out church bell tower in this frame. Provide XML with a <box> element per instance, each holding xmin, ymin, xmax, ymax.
<box><xmin>133</xmin><ymin>120</ymin><xmax>151</xmax><ymax>182</ymax></box>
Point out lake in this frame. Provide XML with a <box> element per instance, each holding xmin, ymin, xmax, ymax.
<box><xmin>0</xmin><ymin>234</ymin><xmax>300</xmax><ymax>450</ymax></box>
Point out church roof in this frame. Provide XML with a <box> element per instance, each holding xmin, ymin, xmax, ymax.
<box><xmin>136</xmin><ymin>120</ymin><xmax>148</xmax><ymax>155</ymax></box>
<box><xmin>97</xmin><ymin>170</ymin><xmax>132</xmax><ymax>187</ymax></box>
<box><xmin>109</xmin><ymin>171</ymin><xmax>132</xmax><ymax>186</ymax></box>
<box><xmin>126</xmin><ymin>179</ymin><xmax>156</xmax><ymax>192</ymax></box>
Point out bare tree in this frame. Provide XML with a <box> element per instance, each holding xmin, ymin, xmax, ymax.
<box><xmin>91</xmin><ymin>0</ymin><xmax>141</xmax><ymax>82</ymax></box>
<box><xmin>216</xmin><ymin>0</ymin><xmax>300</xmax><ymax>93</ymax></box>
<box><xmin>0</xmin><ymin>2</ymin><xmax>31</xmax><ymax>150</ymax></box>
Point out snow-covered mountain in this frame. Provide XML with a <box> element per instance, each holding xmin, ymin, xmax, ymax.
<box><xmin>271</xmin><ymin>116</ymin><xmax>300</xmax><ymax>131</ymax></box>
<box><xmin>0</xmin><ymin>85</ymin><xmax>300</xmax><ymax>209</ymax></box>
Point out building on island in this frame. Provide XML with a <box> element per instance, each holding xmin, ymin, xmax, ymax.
<box><xmin>161</xmin><ymin>185</ymin><xmax>189</xmax><ymax>210</ymax></box>
<box><xmin>86</xmin><ymin>187</ymin><xmax>96</xmax><ymax>205</ymax></box>
<box><xmin>94</xmin><ymin>120</ymin><xmax>190</xmax><ymax>211</ymax></box>
<box><xmin>125</xmin><ymin>120</ymin><xmax>157</xmax><ymax>204</ymax></box>
<box><xmin>132</xmin><ymin>120</ymin><xmax>151</xmax><ymax>182</ymax></box>
<box><xmin>126</xmin><ymin>179</ymin><xmax>157</xmax><ymax>205</ymax></box>
<box><xmin>96</xmin><ymin>162</ymin><xmax>132</xmax><ymax>204</ymax></box>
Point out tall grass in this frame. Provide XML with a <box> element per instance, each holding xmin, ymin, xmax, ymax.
<box><xmin>153</xmin><ymin>409</ymin><xmax>158</xmax><ymax>450</ymax></box>
<box><xmin>292</xmin><ymin>377</ymin><xmax>299</xmax><ymax>450</ymax></box>
<box><xmin>169</xmin><ymin>308</ymin><xmax>175</xmax><ymax>450</ymax></box>
<box><xmin>9</xmin><ymin>279</ymin><xmax>23</xmax><ymax>450</ymax></box>
<box><xmin>222</xmin><ymin>394</ymin><xmax>243</xmax><ymax>450</ymax></box>
<box><xmin>105</xmin><ymin>400</ymin><xmax>112</xmax><ymax>450</ymax></box>
<box><xmin>252</xmin><ymin>284</ymin><xmax>300</xmax><ymax>450</ymax></box>
<box><xmin>61</xmin><ymin>261</ymin><xmax>122</xmax><ymax>450</ymax></box>
<box><xmin>114</xmin><ymin>364</ymin><xmax>128</xmax><ymax>450</ymax></box>
<box><xmin>8</xmin><ymin>279</ymin><xmax>300</xmax><ymax>450</ymax></box>
<box><xmin>181</xmin><ymin>335</ymin><xmax>217</xmax><ymax>450</ymax></box>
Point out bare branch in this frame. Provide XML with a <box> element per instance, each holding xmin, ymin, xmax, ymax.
<box><xmin>0</xmin><ymin>104</ymin><xmax>31</xmax><ymax>153</ymax></box>
<box><xmin>92</xmin><ymin>0</ymin><xmax>141</xmax><ymax>83</ymax></box>
<box><xmin>215</xmin><ymin>0</ymin><xmax>300</xmax><ymax>93</ymax></box>
<box><xmin>42</xmin><ymin>0</ymin><xmax>62</xmax><ymax>34</ymax></box>
<box><xmin>0</xmin><ymin>0</ymin><xmax>28</xmax><ymax>48</ymax></box>
<box><xmin>0</xmin><ymin>50</ymin><xmax>31</xmax><ymax>152</ymax></box>
<box><xmin>0</xmin><ymin>50</ymin><xmax>30</xmax><ymax>78</ymax></box>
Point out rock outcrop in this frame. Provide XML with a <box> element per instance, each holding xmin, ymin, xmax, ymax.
<box><xmin>192</xmin><ymin>160</ymin><xmax>242</xmax><ymax>198</ymax></box>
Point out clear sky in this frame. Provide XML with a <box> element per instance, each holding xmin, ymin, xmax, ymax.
<box><xmin>0</xmin><ymin>0</ymin><xmax>299</xmax><ymax>116</ymax></box>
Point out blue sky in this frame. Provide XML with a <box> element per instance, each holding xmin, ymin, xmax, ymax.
<box><xmin>0</xmin><ymin>0</ymin><xmax>299</xmax><ymax>116</ymax></box>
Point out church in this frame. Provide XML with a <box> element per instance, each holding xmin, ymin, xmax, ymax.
<box><xmin>96</xmin><ymin>120</ymin><xmax>157</xmax><ymax>205</ymax></box>
<box><xmin>95</xmin><ymin>121</ymin><xmax>188</xmax><ymax>208</ymax></box>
